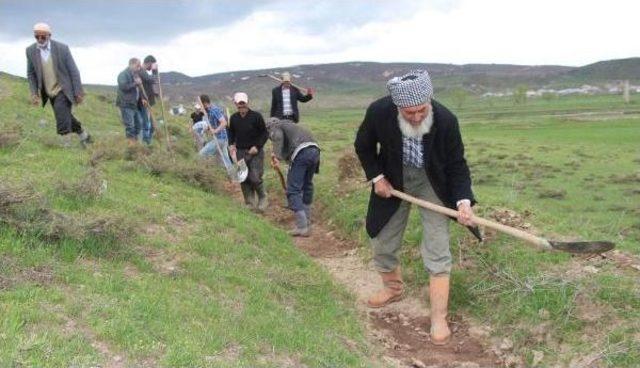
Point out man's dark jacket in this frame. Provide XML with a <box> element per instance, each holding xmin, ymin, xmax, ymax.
<box><xmin>354</xmin><ymin>96</ymin><xmax>475</xmax><ymax>238</ymax></box>
<box><xmin>116</xmin><ymin>68</ymin><xmax>141</xmax><ymax>109</ymax></box>
<box><xmin>138</xmin><ymin>69</ymin><xmax>158</xmax><ymax>106</ymax></box>
<box><xmin>270</xmin><ymin>85</ymin><xmax>312</xmax><ymax>123</ymax></box>
<box><xmin>26</xmin><ymin>39</ymin><xmax>84</xmax><ymax>107</ymax></box>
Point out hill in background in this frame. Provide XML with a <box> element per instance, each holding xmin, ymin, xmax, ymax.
<box><xmin>155</xmin><ymin>57</ymin><xmax>640</xmax><ymax>109</ymax></box>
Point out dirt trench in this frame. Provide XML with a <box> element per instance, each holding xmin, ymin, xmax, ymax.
<box><xmin>224</xmin><ymin>182</ymin><xmax>502</xmax><ymax>368</ymax></box>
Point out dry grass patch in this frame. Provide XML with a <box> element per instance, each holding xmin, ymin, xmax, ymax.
<box><xmin>1</xmin><ymin>182</ymin><xmax>134</xmax><ymax>244</ymax></box>
<box><xmin>57</xmin><ymin>168</ymin><xmax>107</xmax><ymax>201</ymax></box>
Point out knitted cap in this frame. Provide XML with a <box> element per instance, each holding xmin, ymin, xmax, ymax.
<box><xmin>386</xmin><ymin>70</ymin><xmax>433</xmax><ymax>108</ymax></box>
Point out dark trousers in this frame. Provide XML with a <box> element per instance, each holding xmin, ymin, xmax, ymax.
<box><xmin>237</xmin><ymin>148</ymin><xmax>265</xmax><ymax>189</ymax></box>
<box><xmin>50</xmin><ymin>93</ymin><xmax>83</xmax><ymax>135</ymax></box>
<box><xmin>287</xmin><ymin>147</ymin><xmax>320</xmax><ymax>212</ymax></box>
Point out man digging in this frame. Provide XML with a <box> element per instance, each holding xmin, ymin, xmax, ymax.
<box><xmin>354</xmin><ymin>70</ymin><xmax>476</xmax><ymax>345</ymax></box>
<box><xmin>267</xmin><ymin>117</ymin><xmax>320</xmax><ymax>237</ymax></box>
<box><xmin>26</xmin><ymin>23</ymin><xmax>93</xmax><ymax>148</ymax></box>
<box><xmin>228</xmin><ymin>92</ymin><xmax>269</xmax><ymax>212</ymax></box>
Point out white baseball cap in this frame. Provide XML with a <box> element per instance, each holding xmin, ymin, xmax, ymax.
<box><xmin>281</xmin><ymin>72</ymin><xmax>291</xmax><ymax>82</ymax></box>
<box><xmin>33</xmin><ymin>22</ymin><xmax>51</xmax><ymax>33</ymax></box>
<box><xmin>233</xmin><ymin>92</ymin><xmax>248</xmax><ymax>104</ymax></box>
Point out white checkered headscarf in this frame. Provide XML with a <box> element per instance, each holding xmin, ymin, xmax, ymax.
<box><xmin>386</xmin><ymin>70</ymin><xmax>433</xmax><ymax>108</ymax></box>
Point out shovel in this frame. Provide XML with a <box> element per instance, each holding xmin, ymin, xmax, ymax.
<box><xmin>229</xmin><ymin>155</ymin><xmax>249</xmax><ymax>183</ymax></box>
<box><xmin>257</xmin><ymin>74</ymin><xmax>310</xmax><ymax>95</ymax></box>
<box><xmin>270</xmin><ymin>158</ymin><xmax>287</xmax><ymax>192</ymax></box>
<box><xmin>390</xmin><ymin>189</ymin><xmax>614</xmax><ymax>254</ymax></box>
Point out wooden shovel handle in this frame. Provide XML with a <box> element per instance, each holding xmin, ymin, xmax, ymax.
<box><xmin>271</xmin><ymin>163</ymin><xmax>287</xmax><ymax>191</ymax></box>
<box><xmin>263</xmin><ymin>74</ymin><xmax>309</xmax><ymax>95</ymax></box>
<box><xmin>389</xmin><ymin>189</ymin><xmax>551</xmax><ymax>250</ymax></box>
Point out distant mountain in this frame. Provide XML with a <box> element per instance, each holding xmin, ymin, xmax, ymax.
<box><xmin>3</xmin><ymin>58</ymin><xmax>638</xmax><ymax>110</ymax></box>
<box><xmin>562</xmin><ymin>57</ymin><xmax>640</xmax><ymax>82</ymax></box>
<box><xmin>156</xmin><ymin>58</ymin><xmax>639</xmax><ymax>109</ymax></box>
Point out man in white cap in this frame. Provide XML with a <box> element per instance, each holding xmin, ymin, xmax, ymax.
<box><xmin>228</xmin><ymin>92</ymin><xmax>269</xmax><ymax>211</ymax></box>
<box><xmin>354</xmin><ymin>70</ymin><xmax>476</xmax><ymax>345</ymax></box>
<box><xmin>270</xmin><ymin>72</ymin><xmax>314</xmax><ymax>123</ymax></box>
<box><xmin>26</xmin><ymin>23</ymin><xmax>92</xmax><ymax>147</ymax></box>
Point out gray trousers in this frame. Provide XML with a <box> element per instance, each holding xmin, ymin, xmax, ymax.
<box><xmin>371</xmin><ymin>166</ymin><xmax>451</xmax><ymax>275</ymax></box>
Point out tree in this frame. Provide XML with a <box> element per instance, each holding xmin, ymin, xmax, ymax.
<box><xmin>450</xmin><ymin>87</ymin><xmax>468</xmax><ymax>110</ymax></box>
<box><xmin>513</xmin><ymin>84</ymin><xmax>528</xmax><ymax>105</ymax></box>
<box><xmin>541</xmin><ymin>92</ymin><xmax>557</xmax><ymax>102</ymax></box>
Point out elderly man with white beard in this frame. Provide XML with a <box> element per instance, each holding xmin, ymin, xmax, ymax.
<box><xmin>354</xmin><ymin>70</ymin><xmax>476</xmax><ymax>346</ymax></box>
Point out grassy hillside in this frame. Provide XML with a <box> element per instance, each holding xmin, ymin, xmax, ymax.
<box><xmin>0</xmin><ymin>75</ymin><xmax>374</xmax><ymax>367</ymax></box>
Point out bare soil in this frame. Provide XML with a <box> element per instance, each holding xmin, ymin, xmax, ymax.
<box><xmin>224</xmin><ymin>182</ymin><xmax>502</xmax><ymax>367</ymax></box>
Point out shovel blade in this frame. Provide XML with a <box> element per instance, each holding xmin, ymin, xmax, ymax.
<box><xmin>237</xmin><ymin>159</ymin><xmax>248</xmax><ymax>172</ymax></box>
<box><xmin>229</xmin><ymin>159</ymin><xmax>248</xmax><ymax>183</ymax></box>
<box><xmin>548</xmin><ymin>240</ymin><xmax>615</xmax><ymax>254</ymax></box>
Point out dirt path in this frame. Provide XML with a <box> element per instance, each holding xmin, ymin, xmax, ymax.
<box><xmin>225</xmin><ymin>183</ymin><xmax>501</xmax><ymax>368</ymax></box>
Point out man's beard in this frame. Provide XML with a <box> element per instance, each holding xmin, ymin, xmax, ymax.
<box><xmin>398</xmin><ymin>110</ymin><xmax>433</xmax><ymax>139</ymax></box>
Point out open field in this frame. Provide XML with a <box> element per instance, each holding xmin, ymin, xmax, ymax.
<box><xmin>1</xmin><ymin>71</ymin><xmax>639</xmax><ymax>367</ymax></box>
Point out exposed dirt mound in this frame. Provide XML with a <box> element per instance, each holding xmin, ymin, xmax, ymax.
<box><xmin>0</xmin><ymin>130</ymin><xmax>21</xmax><ymax>149</ymax></box>
<box><xmin>488</xmin><ymin>208</ymin><xmax>533</xmax><ymax>230</ymax></box>
<box><xmin>338</xmin><ymin>150</ymin><xmax>363</xmax><ymax>183</ymax></box>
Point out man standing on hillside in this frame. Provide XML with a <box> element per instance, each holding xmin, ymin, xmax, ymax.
<box><xmin>354</xmin><ymin>70</ymin><xmax>476</xmax><ymax>346</ymax></box>
<box><xmin>26</xmin><ymin>23</ymin><xmax>93</xmax><ymax>148</ymax></box>
<box><xmin>229</xmin><ymin>92</ymin><xmax>269</xmax><ymax>211</ymax></box>
<box><xmin>267</xmin><ymin>117</ymin><xmax>320</xmax><ymax>236</ymax></box>
<box><xmin>270</xmin><ymin>72</ymin><xmax>314</xmax><ymax>123</ymax></box>
<box><xmin>138</xmin><ymin>55</ymin><xmax>160</xmax><ymax>145</ymax></box>
<box><xmin>116</xmin><ymin>58</ymin><xmax>148</xmax><ymax>146</ymax></box>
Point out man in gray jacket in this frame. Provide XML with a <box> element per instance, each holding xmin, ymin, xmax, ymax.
<box><xmin>26</xmin><ymin>23</ymin><xmax>92</xmax><ymax>147</ymax></box>
<box><xmin>116</xmin><ymin>58</ymin><xmax>147</xmax><ymax>146</ymax></box>
<box><xmin>267</xmin><ymin>117</ymin><xmax>320</xmax><ymax>236</ymax></box>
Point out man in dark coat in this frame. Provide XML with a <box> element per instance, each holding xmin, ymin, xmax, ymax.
<box><xmin>354</xmin><ymin>70</ymin><xmax>475</xmax><ymax>346</ymax></box>
<box><xmin>26</xmin><ymin>22</ymin><xmax>92</xmax><ymax>148</ymax></box>
<box><xmin>269</xmin><ymin>72</ymin><xmax>314</xmax><ymax>123</ymax></box>
<box><xmin>137</xmin><ymin>55</ymin><xmax>160</xmax><ymax>145</ymax></box>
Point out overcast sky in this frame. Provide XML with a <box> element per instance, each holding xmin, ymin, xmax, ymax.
<box><xmin>1</xmin><ymin>0</ymin><xmax>638</xmax><ymax>85</ymax></box>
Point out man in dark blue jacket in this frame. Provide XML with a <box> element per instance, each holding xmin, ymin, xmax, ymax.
<box><xmin>354</xmin><ymin>70</ymin><xmax>476</xmax><ymax>346</ymax></box>
<box><xmin>269</xmin><ymin>72</ymin><xmax>314</xmax><ymax>123</ymax></box>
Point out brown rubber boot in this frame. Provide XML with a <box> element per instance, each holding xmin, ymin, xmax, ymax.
<box><xmin>429</xmin><ymin>275</ymin><xmax>452</xmax><ymax>345</ymax></box>
<box><xmin>367</xmin><ymin>267</ymin><xmax>404</xmax><ymax>308</ymax></box>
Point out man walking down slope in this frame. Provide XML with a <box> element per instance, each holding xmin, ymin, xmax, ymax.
<box><xmin>26</xmin><ymin>22</ymin><xmax>93</xmax><ymax>148</ymax></box>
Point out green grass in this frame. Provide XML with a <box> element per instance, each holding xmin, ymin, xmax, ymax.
<box><xmin>0</xmin><ymin>75</ymin><xmax>373</xmax><ymax>367</ymax></box>
<box><xmin>2</xmin><ymin>72</ymin><xmax>639</xmax><ymax>367</ymax></box>
<box><xmin>301</xmin><ymin>94</ymin><xmax>640</xmax><ymax>367</ymax></box>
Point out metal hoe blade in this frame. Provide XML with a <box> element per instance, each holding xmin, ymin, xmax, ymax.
<box><xmin>229</xmin><ymin>159</ymin><xmax>248</xmax><ymax>183</ymax></box>
<box><xmin>548</xmin><ymin>240</ymin><xmax>615</xmax><ymax>254</ymax></box>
